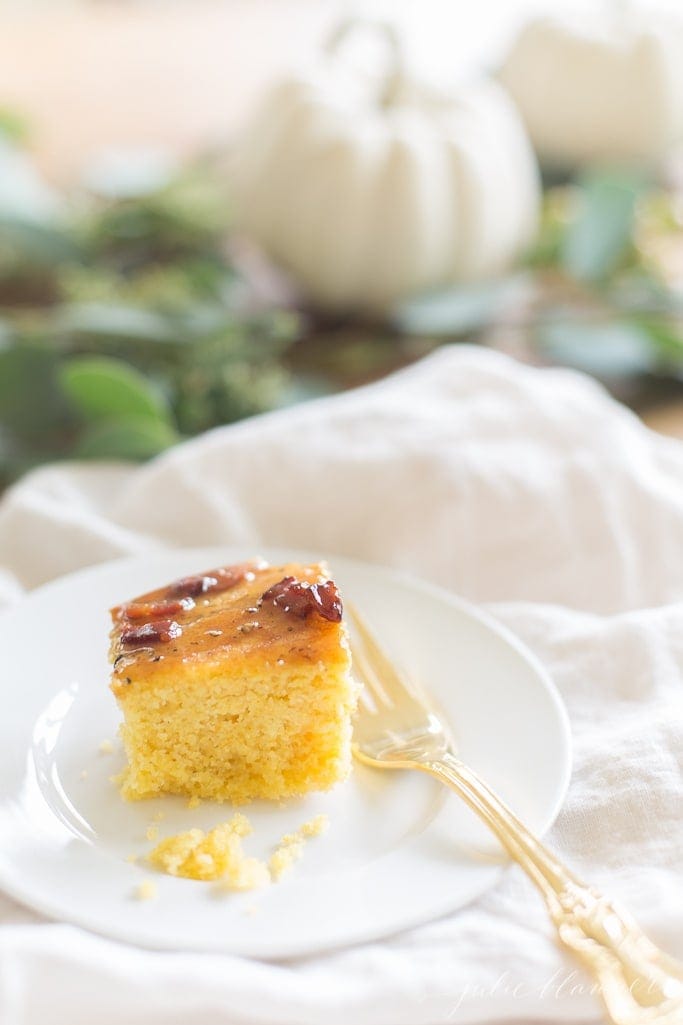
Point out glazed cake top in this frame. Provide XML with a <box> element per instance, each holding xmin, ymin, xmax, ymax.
<box><xmin>109</xmin><ymin>560</ymin><xmax>346</xmax><ymax>695</ymax></box>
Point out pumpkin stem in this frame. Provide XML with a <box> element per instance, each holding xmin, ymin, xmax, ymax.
<box><xmin>325</xmin><ymin>17</ymin><xmax>406</xmax><ymax>109</ymax></box>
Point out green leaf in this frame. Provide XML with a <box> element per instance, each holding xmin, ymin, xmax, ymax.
<box><xmin>536</xmin><ymin>319</ymin><xmax>656</xmax><ymax>378</ymax></box>
<box><xmin>0</xmin><ymin>341</ymin><xmax>73</xmax><ymax>438</ymax></box>
<box><xmin>635</xmin><ymin>318</ymin><xmax>683</xmax><ymax>370</ymax></box>
<box><xmin>395</xmin><ymin>277</ymin><xmax>527</xmax><ymax>337</ymax></box>
<box><xmin>57</xmin><ymin>303</ymin><xmax>183</xmax><ymax>345</ymax></box>
<box><xmin>59</xmin><ymin>356</ymin><xmax>172</xmax><ymax>423</ymax></box>
<box><xmin>75</xmin><ymin>415</ymin><xmax>179</xmax><ymax>460</ymax></box>
<box><xmin>0</xmin><ymin>109</ymin><xmax>28</xmax><ymax>144</ymax></box>
<box><xmin>561</xmin><ymin>170</ymin><xmax>645</xmax><ymax>282</ymax></box>
<box><xmin>0</xmin><ymin>215</ymin><xmax>80</xmax><ymax>265</ymax></box>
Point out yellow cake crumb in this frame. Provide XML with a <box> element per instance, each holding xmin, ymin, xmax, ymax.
<box><xmin>269</xmin><ymin>842</ymin><xmax>303</xmax><ymax>880</ymax></box>
<box><xmin>148</xmin><ymin>814</ymin><xmax>268</xmax><ymax>889</ymax></box>
<box><xmin>146</xmin><ymin>824</ymin><xmax>159</xmax><ymax>841</ymax></box>
<box><xmin>126</xmin><ymin>853</ymin><xmax>138</xmax><ymax>864</ymax></box>
<box><xmin>148</xmin><ymin>813</ymin><xmax>327</xmax><ymax>888</ymax></box>
<box><xmin>186</xmin><ymin>796</ymin><xmax>202</xmax><ymax>810</ymax></box>
<box><xmin>134</xmin><ymin>879</ymin><xmax>157</xmax><ymax>901</ymax></box>
<box><xmin>99</xmin><ymin>739</ymin><xmax>115</xmax><ymax>755</ymax></box>
<box><xmin>269</xmin><ymin>814</ymin><xmax>329</xmax><ymax>880</ymax></box>
<box><xmin>301</xmin><ymin>813</ymin><xmax>329</xmax><ymax>837</ymax></box>
<box><xmin>218</xmin><ymin>856</ymin><xmax>271</xmax><ymax>892</ymax></box>
<box><xmin>153</xmin><ymin>811</ymin><xmax>165</xmax><ymax>822</ymax></box>
<box><xmin>79</xmin><ymin>769</ymin><xmax>88</xmax><ymax>781</ymax></box>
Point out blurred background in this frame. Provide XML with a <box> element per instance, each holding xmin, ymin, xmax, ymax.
<box><xmin>1</xmin><ymin>0</ymin><xmax>682</xmax><ymax>486</ymax></box>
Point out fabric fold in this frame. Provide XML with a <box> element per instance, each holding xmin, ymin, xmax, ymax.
<box><xmin>0</xmin><ymin>346</ymin><xmax>681</xmax><ymax>1025</ymax></box>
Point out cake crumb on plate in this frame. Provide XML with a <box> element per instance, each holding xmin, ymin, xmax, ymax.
<box><xmin>134</xmin><ymin>880</ymin><xmax>157</xmax><ymax>901</ymax></box>
<box><xmin>98</xmin><ymin>739</ymin><xmax>114</xmax><ymax>755</ymax></box>
<box><xmin>148</xmin><ymin>812</ymin><xmax>328</xmax><ymax>888</ymax></box>
<box><xmin>148</xmin><ymin>815</ymin><xmax>268</xmax><ymax>889</ymax></box>
<box><xmin>269</xmin><ymin>814</ymin><xmax>329</xmax><ymax>880</ymax></box>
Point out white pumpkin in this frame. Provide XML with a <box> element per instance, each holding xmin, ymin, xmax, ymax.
<box><xmin>232</xmin><ymin>21</ymin><xmax>539</xmax><ymax>314</ymax></box>
<box><xmin>499</xmin><ymin>9</ymin><xmax>683</xmax><ymax>168</ymax></box>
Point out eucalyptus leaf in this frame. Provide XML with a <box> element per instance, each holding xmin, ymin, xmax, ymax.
<box><xmin>537</xmin><ymin>319</ymin><xmax>657</xmax><ymax>378</ymax></box>
<box><xmin>59</xmin><ymin>356</ymin><xmax>172</xmax><ymax>423</ymax></box>
<box><xmin>561</xmin><ymin>170</ymin><xmax>645</xmax><ymax>283</ymax></box>
<box><xmin>75</xmin><ymin>415</ymin><xmax>179</xmax><ymax>460</ymax></box>
<box><xmin>0</xmin><ymin>215</ymin><xmax>80</xmax><ymax>266</ymax></box>
<box><xmin>57</xmin><ymin>303</ymin><xmax>184</xmax><ymax>345</ymax></box>
<box><xmin>395</xmin><ymin>276</ymin><xmax>528</xmax><ymax>337</ymax></box>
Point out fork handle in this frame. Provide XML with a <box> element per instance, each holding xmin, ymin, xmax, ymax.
<box><xmin>423</xmin><ymin>753</ymin><xmax>683</xmax><ymax>1025</ymax></box>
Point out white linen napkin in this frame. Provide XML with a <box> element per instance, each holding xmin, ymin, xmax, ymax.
<box><xmin>0</xmin><ymin>346</ymin><xmax>681</xmax><ymax>1025</ymax></box>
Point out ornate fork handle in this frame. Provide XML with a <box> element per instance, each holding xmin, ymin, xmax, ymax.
<box><xmin>420</xmin><ymin>752</ymin><xmax>683</xmax><ymax>1025</ymax></box>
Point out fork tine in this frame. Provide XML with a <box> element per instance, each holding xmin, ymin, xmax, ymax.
<box><xmin>351</xmin><ymin>637</ymin><xmax>393</xmax><ymax>711</ymax></box>
<box><xmin>347</xmin><ymin>602</ymin><xmax>415</xmax><ymax>708</ymax></box>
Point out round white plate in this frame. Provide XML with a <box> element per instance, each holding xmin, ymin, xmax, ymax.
<box><xmin>0</xmin><ymin>547</ymin><xmax>571</xmax><ymax>958</ymax></box>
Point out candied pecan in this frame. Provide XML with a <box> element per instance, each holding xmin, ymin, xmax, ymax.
<box><xmin>167</xmin><ymin>562</ymin><xmax>258</xmax><ymax>599</ymax></box>
<box><xmin>261</xmin><ymin>577</ymin><xmax>342</xmax><ymax>622</ymax></box>
<box><xmin>121</xmin><ymin>619</ymin><xmax>183</xmax><ymax>646</ymax></box>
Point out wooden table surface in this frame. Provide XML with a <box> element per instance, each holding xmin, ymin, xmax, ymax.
<box><xmin>641</xmin><ymin>403</ymin><xmax>683</xmax><ymax>440</ymax></box>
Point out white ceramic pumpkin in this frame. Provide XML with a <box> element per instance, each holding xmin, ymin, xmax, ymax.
<box><xmin>499</xmin><ymin>8</ymin><xmax>683</xmax><ymax>168</ymax></box>
<box><xmin>232</xmin><ymin>21</ymin><xmax>540</xmax><ymax>314</ymax></box>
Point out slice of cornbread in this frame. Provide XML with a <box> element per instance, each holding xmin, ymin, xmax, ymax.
<box><xmin>109</xmin><ymin>560</ymin><xmax>355</xmax><ymax>803</ymax></box>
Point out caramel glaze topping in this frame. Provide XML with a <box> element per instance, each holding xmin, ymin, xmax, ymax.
<box><xmin>109</xmin><ymin>560</ymin><xmax>345</xmax><ymax>682</ymax></box>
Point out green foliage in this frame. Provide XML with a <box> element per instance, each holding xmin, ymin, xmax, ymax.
<box><xmin>560</xmin><ymin>169</ymin><xmax>645</xmax><ymax>282</ymax></box>
<box><xmin>1</xmin><ymin>138</ymin><xmax>682</xmax><ymax>487</ymax></box>
<box><xmin>535</xmin><ymin>320</ymin><xmax>657</xmax><ymax>378</ymax></box>
<box><xmin>395</xmin><ymin>277</ymin><xmax>528</xmax><ymax>337</ymax></box>
<box><xmin>0</xmin><ymin>156</ymin><xmax>298</xmax><ymax>486</ymax></box>
<box><xmin>0</xmin><ymin>108</ymin><xmax>28</xmax><ymax>144</ymax></box>
<box><xmin>75</xmin><ymin>416</ymin><xmax>179</xmax><ymax>461</ymax></box>
<box><xmin>59</xmin><ymin>356</ymin><xmax>172</xmax><ymax>423</ymax></box>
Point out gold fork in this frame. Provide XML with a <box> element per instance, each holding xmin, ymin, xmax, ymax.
<box><xmin>349</xmin><ymin>604</ymin><xmax>683</xmax><ymax>1025</ymax></box>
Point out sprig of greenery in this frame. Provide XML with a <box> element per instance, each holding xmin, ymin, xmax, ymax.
<box><xmin>0</xmin><ymin>153</ymin><xmax>298</xmax><ymax>486</ymax></box>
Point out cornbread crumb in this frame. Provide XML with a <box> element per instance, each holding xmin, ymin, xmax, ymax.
<box><xmin>135</xmin><ymin>880</ymin><xmax>157</xmax><ymax>901</ymax></box>
<box><xmin>218</xmin><ymin>856</ymin><xmax>270</xmax><ymax>892</ymax></box>
<box><xmin>148</xmin><ymin>813</ymin><xmax>328</xmax><ymax>888</ymax></box>
<box><xmin>99</xmin><ymin>739</ymin><xmax>115</xmax><ymax>755</ymax></box>
<box><xmin>148</xmin><ymin>815</ymin><xmax>268</xmax><ymax>889</ymax></box>
<box><xmin>187</xmin><ymin>796</ymin><xmax>202</xmax><ymax>810</ymax></box>
<box><xmin>301</xmin><ymin>814</ymin><xmax>329</xmax><ymax>838</ymax></box>
<box><xmin>269</xmin><ymin>842</ymin><xmax>303</xmax><ymax>880</ymax></box>
<box><xmin>269</xmin><ymin>815</ymin><xmax>329</xmax><ymax>880</ymax></box>
<box><xmin>153</xmin><ymin>811</ymin><xmax>165</xmax><ymax>822</ymax></box>
<box><xmin>146</xmin><ymin>824</ymin><xmax>159</xmax><ymax>841</ymax></box>
<box><xmin>126</xmin><ymin>853</ymin><xmax>138</xmax><ymax>864</ymax></box>
<box><xmin>230</xmin><ymin>812</ymin><xmax>252</xmax><ymax>837</ymax></box>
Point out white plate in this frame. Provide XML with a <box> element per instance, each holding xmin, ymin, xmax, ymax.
<box><xmin>0</xmin><ymin>547</ymin><xmax>571</xmax><ymax>958</ymax></box>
